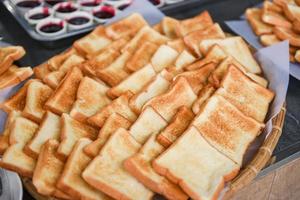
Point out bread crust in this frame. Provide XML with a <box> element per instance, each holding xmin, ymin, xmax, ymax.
<box><xmin>0</xmin><ymin>46</ymin><xmax>26</xmax><ymax>75</ymax></box>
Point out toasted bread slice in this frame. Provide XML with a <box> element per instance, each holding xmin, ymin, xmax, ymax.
<box><xmin>144</xmin><ymin>77</ymin><xmax>197</xmax><ymax>121</ymax></box>
<box><xmin>125</xmin><ymin>41</ymin><xmax>159</xmax><ymax>72</ymax></box>
<box><xmin>168</xmin><ymin>50</ymin><xmax>196</xmax><ymax>75</ymax></box>
<box><xmin>33</xmin><ymin>62</ymin><xmax>51</xmax><ymax>80</ymax></box>
<box><xmin>0</xmin><ymin>46</ymin><xmax>25</xmax><ymax>75</ymax></box>
<box><xmin>199</xmin><ymin>37</ymin><xmax>262</xmax><ymax>74</ymax></box>
<box><xmin>22</xmin><ymin>81</ymin><xmax>53</xmax><ymax>123</ymax></box>
<box><xmin>260</xmin><ymin>34</ymin><xmax>281</xmax><ymax>46</ymax></box>
<box><xmin>57</xmin><ymin>138</ymin><xmax>112</xmax><ymax>200</ymax></box>
<box><xmin>295</xmin><ymin>50</ymin><xmax>300</xmax><ymax>62</ymax></box>
<box><xmin>32</xmin><ymin>139</ymin><xmax>69</xmax><ymax>198</ymax></box>
<box><xmin>153</xmin><ymin>22</ymin><xmax>163</xmax><ymax>34</ymax></box>
<box><xmin>245</xmin><ymin>8</ymin><xmax>273</xmax><ymax>36</ymax></box>
<box><xmin>282</xmin><ymin>3</ymin><xmax>300</xmax><ymax>21</ymax></box>
<box><xmin>57</xmin><ymin>114</ymin><xmax>98</xmax><ymax>160</ymax></box>
<box><xmin>84</xmin><ymin>113</ymin><xmax>132</xmax><ymax>158</ymax></box>
<box><xmin>166</xmin><ymin>39</ymin><xmax>187</xmax><ymax>53</ymax></box>
<box><xmin>88</xmin><ymin>91</ymin><xmax>137</xmax><ymax>127</ymax></box>
<box><xmin>192</xmin><ymin>84</ymin><xmax>216</xmax><ymax>114</ymax></box>
<box><xmin>42</xmin><ymin>70</ymin><xmax>66</xmax><ymax>89</ymax></box>
<box><xmin>74</xmin><ymin>26</ymin><xmax>112</xmax><ymax>56</ymax></box>
<box><xmin>274</xmin><ymin>26</ymin><xmax>300</xmax><ymax>47</ymax></box>
<box><xmin>0</xmin><ymin>65</ymin><xmax>33</xmax><ymax>89</ymax></box>
<box><xmin>122</xmin><ymin>26</ymin><xmax>169</xmax><ymax>54</ymax></box>
<box><xmin>45</xmin><ymin>67</ymin><xmax>83</xmax><ymax>115</ymax></box>
<box><xmin>129</xmin><ymin>106</ymin><xmax>167</xmax><ymax>144</ymax></box>
<box><xmin>293</xmin><ymin>19</ymin><xmax>300</xmax><ymax>33</ymax></box>
<box><xmin>262</xmin><ymin>6</ymin><xmax>292</xmax><ymax>28</ymax></box>
<box><xmin>0</xmin><ymin>111</ymin><xmax>21</xmax><ymax>155</ymax></box>
<box><xmin>157</xmin><ymin>106</ymin><xmax>194</xmax><ymax>148</ymax></box>
<box><xmin>175</xmin><ymin>62</ymin><xmax>216</xmax><ymax>94</ymax></box>
<box><xmin>215</xmin><ymin>66</ymin><xmax>274</xmax><ymax>122</ymax></box>
<box><xmin>0</xmin><ymin>117</ymin><xmax>38</xmax><ymax>177</ymax></box>
<box><xmin>151</xmin><ymin>45</ymin><xmax>179</xmax><ymax>72</ymax></box>
<box><xmin>47</xmin><ymin>48</ymin><xmax>77</xmax><ymax>71</ymax></box>
<box><xmin>153</xmin><ymin>126</ymin><xmax>240</xmax><ymax>200</ymax></box>
<box><xmin>161</xmin><ymin>17</ymin><xmax>180</xmax><ymax>39</ymax></box>
<box><xmin>264</xmin><ymin>1</ymin><xmax>283</xmax><ymax>13</ymax></box>
<box><xmin>184</xmin><ymin>23</ymin><xmax>226</xmax><ymax>56</ymax></box>
<box><xmin>124</xmin><ymin>134</ymin><xmax>188</xmax><ymax>200</ymax></box>
<box><xmin>70</xmin><ymin>77</ymin><xmax>111</xmax><ymax>122</ymax></box>
<box><xmin>96</xmin><ymin>51</ymin><xmax>131</xmax><ymax>86</ymax></box>
<box><xmin>176</xmin><ymin>11</ymin><xmax>214</xmax><ymax>37</ymax></box>
<box><xmin>105</xmin><ymin>13</ymin><xmax>148</xmax><ymax>40</ymax></box>
<box><xmin>107</xmin><ymin>64</ymin><xmax>156</xmax><ymax>98</ymax></box>
<box><xmin>129</xmin><ymin>72</ymin><xmax>171</xmax><ymax>114</ymax></box>
<box><xmin>82</xmin><ymin>128</ymin><xmax>154</xmax><ymax>200</ymax></box>
<box><xmin>24</xmin><ymin>111</ymin><xmax>61</xmax><ymax>159</ymax></box>
<box><xmin>192</xmin><ymin>95</ymin><xmax>264</xmax><ymax>165</ymax></box>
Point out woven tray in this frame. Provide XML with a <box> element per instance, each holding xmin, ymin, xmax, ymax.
<box><xmin>21</xmin><ymin>104</ymin><xmax>287</xmax><ymax>200</ymax></box>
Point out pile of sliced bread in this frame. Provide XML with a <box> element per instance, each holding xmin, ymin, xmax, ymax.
<box><xmin>0</xmin><ymin>11</ymin><xmax>275</xmax><ymax>200</ymax></box>
<box><xmin>246</xmin><ymin>0</ymin><xmax>300</xmax><ymax>63</ymax></box>
<box><xmin>0</xmin><ymin>45</ymin><xmax>33</xmax><ymax>89</ymax></box>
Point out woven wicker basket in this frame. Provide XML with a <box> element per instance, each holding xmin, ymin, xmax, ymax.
<box><xmin>21</xmin><ymin>104</ymin><xmax>287</xmax><ymax>200</ymax></box>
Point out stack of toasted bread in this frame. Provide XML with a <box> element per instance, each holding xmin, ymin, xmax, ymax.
<box><xmin>245</xmin><ymin>0</ymin><xmax>300</xmax><ymax>63</ymax></box>
<box><xmin>0</xmin><ymin>11</ymin><xmax>275</xmax><ymax>200</ymax></box>
<box><xmin>0</xmin><ymin>46</ymin><xmax>33</xmax><ymax>89</ymax></box>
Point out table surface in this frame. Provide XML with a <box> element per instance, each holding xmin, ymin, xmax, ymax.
<box><xmin>0</xmin><ymin>0</ymin><xmax>299</xmax><ymax>199</ymax></box>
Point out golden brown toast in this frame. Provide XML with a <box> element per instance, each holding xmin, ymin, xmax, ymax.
<box><xmin>0</xmin><ymin>111</ymin><xmax>20</xmax><ymax>155</ymax></box>
<box><xmin>143</xmin><ymin>77</ymin><xmax>197</xmax><ymax>121</ymax></box>
<box><xmin>70</xmin><ymin>77</ymin><xmax>111</xmax><ymax>122</ymax></box>
<box><xmin>282</xmin><ymin>2</ymin><xmax>300</xmax><ymax>21</ymax></box>
<box><xmin>151</xmin><ymin>45</ymin><xmax>179</xmax><ymax>72</ymax></box>
<box><xmin>47</xmin><ymin>48</ymin><xmax>77</xmax><ymax>71</ymax></box>
<box><xmin>168</xmin><ymin>50</ymin><xmax>196</xmax><ymax>75</ymax></box>
<box><xmin>107</xmin><ymin>64</ymin><xmax>156</xmax><ymax>98</ymax></box>
<box><xmin>260</xmin><ymin>34</ymin><xmax>281</xmax><ymax>46</ymax></box>
<box><xmin>0</xmin><ymin>116</ymin><xmax>38</xmax><ymax>178</ymax></box>
<box><xmin>245</xmin><ymin>8</ymin><xmax>273</xmax><ymax>36</ymax></box>
<box><xmin>0</xmin><ymin>65</ymin><xmax>33</xmax><ymax>89</ymax></box>
<box><xmin>22</xmin><ymin>80</ymin><xmax>53</xmax><ymax>123</ymax></box>
<box><xmin>264</xmin><ymin>1</ymin><xmax>283</xmax><ymax>13</ymax></box>
<box><xmin>0</xmin><ymin>46</ymin><xmax>25</xmax><ymax>75</ymax></box>
<box><xmin>166</xmin><ymin>39</ymin><xmax>187</xmax><ymax>52</ymax></box>
<box><xmin>157</xmin><ymin>106</ymin><xmax>194</xmax><ymax>148</ymax></box>
<box><xmin>262</xmin><ymin>4</ymin><xmax>292</xmax><ymax>28</ymax></box>
<box><xmin>24</xmin><ymin>111</ymin><xmax>61</xmax><ymax>159</ymax></box>
<box><xmin>161</xmin><ymin>17</ymin><xmax>180</xmax><ymax>39</ymax></box>
<box><xmin>295</xmin><ymin>50</ymin><xmax>300</xmax><ymax>62</ymax></box>
<box><xmin>82</xmin><ymin>128</ymin><xmax>154</xmax><ymax>200</ymax></box>
<box><xmin>88</xmin><ymin>91</ymin><xmax>137</xmax><ymax>127</ymax></box>
<box><xmin>274</xmin><ymin>26</ymin><xmax>300</xmax><ymax>47</ymax></box>
<box><xmin>57</xmin><ymin>138</ymin><xmax>112</xmax><ymax>200</ymax></box>
<box><xmin>45</xmin><ymin>67</ymin><xmax>83</xmax><ymax>115</ymax></box>
<box><xmin>153</xmin><ymin>126</ymin><xmax>240</xmax><ymax>200</ymax></box>
<box><xmin>56</xmin><ymin>113</ymin><xmax>98</xmax><ymax>160</ymax></box>
<box><xmin>32</xmin><ymin>139</ymin><xmax>69</xmax><ymax>198</ymax></box>
<box><xmin>84</xmin><ymin>113</ymin><xmax>132</xmax><ymax>158</ymax></box>
<box><xmin>33</xmin><ymin>62</ymin><xmax>51</xmax><ymax>80</ymax></box>
<box><xmin>192</xmin><ymin>84</ymin><xmax>216</xmax><ymax>114</ymax></box>
<box><xmin>273</xmin><ymin>0</ymin><xmax>296</xmax><ymax>6</ymax></box>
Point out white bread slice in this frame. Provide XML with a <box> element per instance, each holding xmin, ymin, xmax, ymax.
<box><xmin>124</xmin><ymin>134</ymin><xmax>188</xmax><ymax>200</ymax></box>
<box><xmin>199</xmin><ymin>37</ymin><xmax>262</xmax><ymax>74</ymax></box>
<box><xmin>47</xmin><ymin>48</ymin><xmax>77</xmax><ymax>71</ymax></box>
<box><xmin>192</xmin><ymin>84</ymin><xmax>216</xmax><ymax>114</ymax></box>
<box><xmin>157</xmin><ymin>106</ymin><xmax>194</xmax><ymax>148</ymax></box>
<box><xmin>151</xmin><ymin>45</ymin><xmax>179</xmax><ymax>72</ymax></box>
<box><xmin>105</xmin><ymin>13</ymin><xmax>148</xmax><ymax>40</ymax></box>
<box><xmin>96</xmin><ymin>51</ymin><xmax>131</xmax><ymax>87</ymax></box>
<box><xmin>144</xmin><ymin>77</ymin><xmax>197</xmax><ymax>121</ymax></box>
<box><xmin>129</xmin><ymin>106</ymin><xmax>168</xmax><ymax>144</ymax></box>
<box><xmin>167</xmin><ymin>50</ymin><xmax>196</xmax><ymax>75</ymax></box>
<box><xmin>176</xmin><ymin>11</ymin><xmax>214</xmax><ymax>37</ymax></box>
<box><xmin>33</xmin><ymin>62</ymin><xmax>51</xmax><ymax>80</ymax></box>
<box><xmin>216</xmin><ymin>66</ymin><xmax>274</xmax><ymax>122</ymax></box>
<box><xmin>22</xmin><ymin>81</ymin><xmax>53</xmax><ymax>123</ymax></box>
<box><xmin>82</xmin><ymin>128</ymin><xmax>154</xmax><ymax>200</ymax></box>
<box><xmin>0</xmin><ymin>65</ymin><xmax>33</xmax><ymax>89</ymax></box>
<box><xmin>0</xmin><ymin>111</ymin><xmax>21</xmax><ymax>154</ymax></box>
<box><xmin>57</xmin><ymin>114</ymin><xmax>98</xmax><ymax>160</ymax></box>
<box><xmin>129</xmin><ymin>72</ymin><xmax>171</xmax><ymax>114</ymax></box>
<box><xmin>161</xmin><ymin>17</ymin><xmax>180</xmax><ymax>39</ymax></box>
<box><xmin>24</xmin><ymin>111</ymin><xmax>61</xmax><ymax>159</ymax></box>
<box><xmin>107</xmin><ymin>64</ymin><xmax>156</xmax><ymax>98</ymax></box>
<box><xmin>84</xmin><ymin>113</ymin><xmax>132</xmax><ymax>158</ymax></box>
<box><xmin>122</xmin><ymin>26</ymin><xmax>169</xmax><ymax>54</ymax></box>
<box><xmin>0</xmin><ymin>116</ymin><xmax>38</xmax><ymax>177</ymax></box>
<box><xmin>192</xmin><ymin>95</ymin><xmax>264</xmax><ymax>165</ymax></box>
<box><xmin>153</xmin><ymin>126</ymin><xmax>240</xmax><ymax>200</ymax></box>
<box><xmin>32</xmin><ymin>139</ymin><xmax>69</xmax><ymax>198</ymax></box>
<box><xmin>175</xmin><ymin>62</ymin><xmax>216</xmax><ymax>94</ymax></box>
<box><xmin>125</xmin><ymin>41</ymin><xmax>159</xmax><ymax>72</ymax></box>
<box><xmin>0</xmin><ymin>46</ymin><xmax>25</xmax><ymax>75</ymax></box>
<box><xmin>260</xmin><ymin>34</ymin><xmax>281</xmax><ymax>46</ymax></box>
<box><xmin>57</xmin><ymin>138</ymin><xmax>112</xmax><ymax>200</ymax></box>
<box><xmin>88</xmin><ymin>91</ymin><xmax>137</xmax><ymax>127</ymax></box>
<box><xmin>45</xmin><ymin>67</ymin><xmax>83</xmax><ymax>115</ymax></box>
<box><xmin>183</xmin><ymin>23</ymin><xmax>226</xmax><ymax>56</ymax></box>
<box><xmin>245</xmin><ymin>8</ymin><xmax>273</xmax><ymax>36</ymax></box>
<box><xmin>74</xmin><ymin>26</ymin><xmax>112</xmax><ymax>56</ymax></box>
<box><xmin>70</xmin><ymin>77</ymin><xmax>111</xmax><ymax>122</ymax></box>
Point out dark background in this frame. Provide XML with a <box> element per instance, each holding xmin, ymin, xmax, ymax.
<box><xmin>0</xmin><ymin>0</ymin><xmax>300</xmax><ymax>199</ymax></box>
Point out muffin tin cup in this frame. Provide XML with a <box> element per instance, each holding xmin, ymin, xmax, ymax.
<box><xmin>13</xmin><ymin>0</ymin><xmax>43</xmax><ymax>15</ymax></box>
<box><xmin>53</xmin><ymin>2</ymin><xmax>80</xmax><ymax>19</ymax></box>
<box><xmin>79</xmin><ymin>0</ymin><xmax>103</xmax><ymax>11</ymax></box>
<box><xmin>24</xmin><ymin>7</ymin><xmax>53</xmax><ymax>25</ymax></box>
<box><xmin>92</xmin><ymin>5</ymin><xmax>119</xmax><ymax>24</ymax></box>
<box><xmin>36</xmin><ymin>17</ymin><xmax>67</xmax><ymax>37</ymax></box>
<box><xmin>66</xmin><ymin>11</ymin><xmax>94</xmax><ymax>31</ymax></box>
